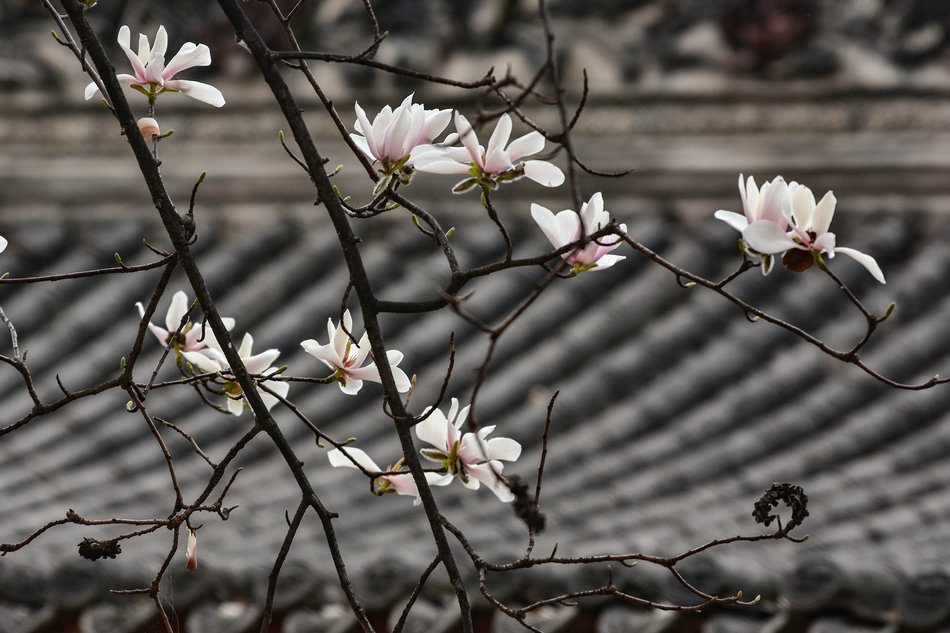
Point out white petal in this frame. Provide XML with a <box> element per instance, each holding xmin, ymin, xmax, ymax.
<box><xmin>523</xmin><ymin>160</ymin><xmax>565</xmax><ymax>187</ymax></box>
<box><xmin>505</xmin><ymin>130</ymin><xmax>545</xmax><ymax>162</ymax></box>
<box><xmin>835</xmin><ymin>246</ymin><xmax>886</xmax><ymax>284</ymax></box>
<box><xmin>162</xmin><ymin>79</ymin><xmax>225</xmax><ymax>107</ymax></box>
<box><xmin>328</xmin><ymin>446</ymin><xmax>380</xmax><ymax>471</ymax></box>
<box><xmin>742</xmin><ymin>220</ymin><xmax>798</xmax><ymax>254</ymax></box>
<box><xmin>714</xmin><ymin>210</ymin><xmax>749</xmax><ymax>232</ymax></box>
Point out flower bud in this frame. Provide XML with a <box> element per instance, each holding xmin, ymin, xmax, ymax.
<box><xmin>185</xmin><ymin>529</ymin><xmax>198</xmax><ymax>571</ymax></box>
<box><xmin>137</xmin><ymin>117</ymin><xmax>161</xmax><ymax>141</ymax></box>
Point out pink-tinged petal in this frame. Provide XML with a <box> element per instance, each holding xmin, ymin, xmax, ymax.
<box><xmin>380</xmin><ymin>104</ymin><xmax>413</xmax><ymax>161</ymax></box>
<box><xmin>454</xmin><ymin>112</ymin><xmax>483</xmax><ymax>168</ymax></box>
<box><xmin>523</xmin><ymin>160</ymin><xmax>565</xmax><ymax>187</ymax></box>
<box><xmin>146</xmin><ymin>322</ymin><xmax>171</xmax><ymax>347</ymax></box>
<box><xmin>742</xmin><ymin>219</ymin><xmax>799</xmax><ymax>254</ymax></box>
<box><xmin>118</xmin><ymin>30</ymin><xmax>147</xmax><ymax>81</ymax></box>
<box><xmin>163</xmin><ymin>42</ymin><xmax>211</xmax><ymax>78</ymax></box>
<box><xmin>834</xmin><ymin>247</ymin><xmax>886</xmax><ymax>284</ymax></box>
<box><xmin>301</xmin><ymin>339</ymin><xmax>342</xmax><ymax>370</ymax></box>
<box><xmin>486</xmin><ymin>114</ymin><xmax>512</xmax><ymax>158</ymax></box>
<box><xmin>353</xmin><ymin>102</ymin><xmax>379</xmax><ymax>158</ymax></box>
<box><xmin>505</xmin><ymin>130</ymin><xmax>545</xmax><ymax>162</ymax></box>
<box><xmin>400</xmin><ymin>106</ymin><xmax>427</xmax><ymax>155</ymax></box>
<box><xmin>329</xmin><ymin>446</ymin><xmax>380</xmax><ymax>471</ymax></box>
<box><xmin>714</xmin><ymin>210</ymin><xmax>749</xmax><ymax>232</ymax></box>
<box><xmin>411</xmin><ymin>156</ymin><xmax>473</xmax><ymax>174</ymax></box>
<box><xmin>416</xmin><ymin>408</ymin><xmax>451</xmax><ymax>452</ymax></box>
<box><xmin>116</xmin><ymin>74</ymin><xmax>145</xmax><ymax>87</ymax></box>
<box><xmin>811</xmin><ymin>190</ymin><xmax>837</xmax><ymax>236</ymax></box>
<box><xmin>346</xmin><ymin>364</ymin><xmax>383</xmax><ymax>384</ymax></box>
<box><xmin>579</xmin><ymin>192</ymin><xmax>604</xmax><ymax>231</ymax></box>
<box><xmin>84</xmin><ymin>81</ymin><xmax>101</xmax><ymax>100</ymax></box>
<box><xmin>371</xmin><ymin>105</ymin><xmax>394</xmax><ymax>156</ymax></box>
<box><xmin>162</xmin><ymin>79</ymin><xmax>225</xmax><ymax>107</ymax></box>
<box><xmin>385</xmin><ymin>473</ymin><xmax>420</xmax><ymax>500</ymax></box>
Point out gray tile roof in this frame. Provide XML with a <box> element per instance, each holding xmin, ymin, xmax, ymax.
<box><xmin>5</xmin><ymin>2</ymin><xmax>950</xmax><ymax>629</ymax></box>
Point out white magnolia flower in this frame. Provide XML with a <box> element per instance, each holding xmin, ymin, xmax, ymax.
<box><xmin>0</xmin><ymin>236</ymin><xmax>7</xmax><ymax>253</ymax></box>
<box><xmin>743</xmin><ymin>182</ymin><xmax>886</xmax><ymax>284</ymax></box>
<box><xmin>182</xmin><ymin>333</ymin><xmax>288</xmax><ymax>416</ymax></box>
<box><xmin>531</xmin><ymin>192</ymin><xmax>626</xmax><ymax>274</ymax></box>
<box><xmin>85</xmin><ymin>25</ymin><xmax>225</xmax><ymax>107</ymax></box>
<box><xmin>411</xmin><ymin>112</ymin><xmax>564</xmax><ymax>193</ymax></box>
<box><xmin>300</xmin><ymin>309</ymin><xmax>411</xmax><ymax>396</ymax></box>
<box><xmin>415</xmin><ymin>398</ymin><xmax>522</xmax><ymax>502</ymax></box>
<box><xmin>328</xmin><ymin>446</ymin><xmax>420</xmax><ymax>504</ymax></box>
<box><xmin>714</xmin><ymin>174</ymin><xmax>791</xmax><ymax>275</ymax></box>
<box><xmin>136</xmin><ymin>290</ymin><xmax>235</xmax><ymax>354</ymax></box>
<box><xmin>352</xmin><ymin>95</ymin><xmax>451</xmax><ymax>168</ymax></box>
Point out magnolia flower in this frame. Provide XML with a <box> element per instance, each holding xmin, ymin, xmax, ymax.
<box><xmin>182</xmin><ymin>333</ymin><xmax>289</xmax><ymax>416</ymax></box>
<box><xmin>714</xmin><ymin>174</ymin><xmax>791</xmax><ymax>274</ymax></box>
<box><xmin>743</xmin><ymin>182</ymin><xmax>886</xmax><ymax>284</ymax></box>
<box><xmin>328</xmin><ymin>446</ymin><xmax>420</xmax><ymax>504</ymax></box>
<box><xmin>351</xmin><ymin>94</ymin><xmax>451</xmax><ymax>192</ymax></box>
<box><xmin>185</xmin><ymin>529</ymin><xmax>198</xmax><ymax>571</ymax></box>
<box><xmin>300</xmin><ymin>310</ymin><xmax>411</xmax><ymax>395</ymax></box>
<box><xmin>531</xmin><ymin>192</ymin><xmax>626</xmax><ymax>274</ymax></box>
<box><xmin>410</xmin><ymin>112</ymin><xmax>565</xmax><ymax>193</ymax></box>
<box><xmin>85</xmin><ymin>25</ymin><xmax>225</xmax><ymax>107</ymax></box>
<box><xmin>136</xmin><ymin>290</ymin><xmax>235</xmax><ymax>354</ymax></box>
<box><xmin>0</xmin><ymin>236</ymin><xmax>6</xmax><ymax>253</ymax></box>
<box><xmin>416</xmin><ymin>398</ymin><xmax>522</xmax><ymax>502</ymax></box>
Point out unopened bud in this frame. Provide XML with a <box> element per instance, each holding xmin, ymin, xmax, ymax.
<box><xmin>137</xmin><ymin>117</ymin><xmax>161</xmax><ymax>141</ymax></box>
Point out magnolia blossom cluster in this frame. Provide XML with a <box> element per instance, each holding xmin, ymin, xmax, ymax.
<box><xmin>715</xmin><ymin>175</ymin><xmax>885</xmax><ymax>284</ymax></box>
<box><xmin>329</xmin><ymin>398</ymin><xmax>521</xmax><ymax>504</ymax></box>
<box><xmin>300</xmin><ymin>309</ymin><xmax>411</xmax><ymax>395</ymax></box>
<box><xmin>353</xmin><ymin>97</ymin><xmax>628</xmax><ymax>272</ymax></box>
<box><xmin>138</xmin><ymin>291</ymin><xmax>288</xmax><ymax>416</ymax></box>
<box><xmin>86</xmin><ymin>25</ymin><xmax>225</xmax><ymax>142</ymax></box>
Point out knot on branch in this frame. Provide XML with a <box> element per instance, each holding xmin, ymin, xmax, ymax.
<box><xmin>77</xmin><ymin>537</ymin><xmax>122</xmax><ymax>561</ymax></box>
<box><xmin>753</xmin><ymin>482</ymin><xmax>809</xmax><ymax>533</ymax></box>
<box><xmin>508</xmin><ymin>475</ymin><xmax>546</xmax><ymax>533</ymax></box>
